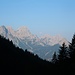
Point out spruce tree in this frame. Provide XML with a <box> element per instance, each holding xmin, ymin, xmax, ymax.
<box><xmin>69</xmin><ymin>34</ymin><xmax>75</xmax><ymax>63</ymax></box>
<box><xmin>68</xmin><ymin>34</ymin><xmax>75</xmax><ymax>74</ymax></box>
<box><xmin>58</xmin><ymin>43</ymin><xmax>68</xmax><ymax>64</ymax></box>
<box><xmin>52</xmin><ymin>52</ymin><xmax>57</xmax><ymax>64</ymax></box>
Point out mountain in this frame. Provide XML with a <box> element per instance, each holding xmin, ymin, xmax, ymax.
<box><xmin>40</xmin><ymin>34</ymin><xmax>68</xmax><ymax>46</ymax></box>
<box><xmin>0</xmin><ymin>34</ymin><xmax>73</xmax><ymax>75</ymax></box>
<box><xmin>0</xmin><ymin>25</ymin><xmax>69</xmax><ymax>61</ymax></box>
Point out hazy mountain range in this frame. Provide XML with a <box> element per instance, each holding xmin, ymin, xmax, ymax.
<box><xmin>0</xmin><ymin>26</ymin><xmax>69</xmax><ymax>61</ymax></box>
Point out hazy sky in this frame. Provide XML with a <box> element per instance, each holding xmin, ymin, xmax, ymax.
<box><xmin>0</xmin><ymin>0</ymin><xmax>75</xmax><ymax>41</ymax></box>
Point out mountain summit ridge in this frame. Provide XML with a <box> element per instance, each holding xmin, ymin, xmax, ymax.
<box><xmin>4</xmin><ymin>26</ymin><xmax>69</xmax><ymax>45</ymax></box>
<box><xmin>0</xmin><ymin>25</ymin><xmax>69</xmax><ymax>60</ymax></box>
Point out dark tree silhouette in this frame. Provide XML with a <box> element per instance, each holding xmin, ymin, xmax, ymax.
<box><xmin>58</xmin><ymin>43</ymin><xmax>68</xmax><ymax>64</ymax></box>
<box><xmin>69</xmin><ymin>34</ymin><xmax>75</xmax><ymax>74</ymax></box>
<box><xmin>52</xmin><ymin>52</ymin><xmax>57</xmax><ymax>64</ymax></box>
<box><xmin>69</xmin><ymin>34</ymin><xmax>75</xmax><ymax>61</ymax></box>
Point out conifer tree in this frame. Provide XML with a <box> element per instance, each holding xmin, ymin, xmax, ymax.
<box><xmin>69</xmin><ymin>34</ymin><xmax>75</xmax><ymax>62</ymax></box>
<box><xmin>58</xmin><ymin>43</ymin><xmax>68</xmax><ymax>63</ymax></box>
<box><xmin>52</xmin><ymin>52</ymin><xmax>57</xmax><ymax>64</ymax></box>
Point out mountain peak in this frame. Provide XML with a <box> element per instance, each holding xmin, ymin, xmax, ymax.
<box><xmin>17</xmin><ymin>26</ymin><xmax>28</xmax><ymax>31</ymax></box>
<box><xmin>6</xmin><ymin>26</ymin><xmax>14</xmax><ymax>32</ymax></box>
<box><xmin>0</xmin><ymin>25</ymin><xmax>8</xmax><ymax>37</ymax></box>
<box><xmin>6</xmin><ymin>26</ymin><xmax>13</xmax><ymax>30</ymax></box>
<box><xmin>40</xmin><ymin>34</ymin><xmax>69</xmax><ymax>46</ymax></box>
<box><xmin>15</xmin><ymin>26</ymin><xmax>34</xmax><ymax>39</ymax></box>
<box><xmin>0</xmin><ymin>25</ymin><xmax>8</xmax><ymax>32</ymax></box>
<box><xmin>0</xmin><ymin>25</ymin><xmax>6</xmax><ymax>29</ymax></box>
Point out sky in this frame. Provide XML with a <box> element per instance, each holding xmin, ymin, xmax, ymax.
<box><xmin>0</xmin><ymin>0</ymin><xmax>75</xmax><ymax>41</ymax></box>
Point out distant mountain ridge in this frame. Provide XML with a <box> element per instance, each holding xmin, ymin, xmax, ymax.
<box><xmin>0</xmin><ymin>25</ymin><xmax>69</xmax><ymax>61</ymax></box>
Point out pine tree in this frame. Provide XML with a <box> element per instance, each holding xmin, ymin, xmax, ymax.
<box><xmin>58</xmin><ymin>43</ymin><xmax>68</xmax><ymax>63</ymax></box>
<box><xmin>68</xmin><ymin>34</ymin><xmax>75</xmax><ymax>74</ymax></box>
<box><xmin>69</xmin><ymin>34</ymin><xmax>75</xmax><ymax>62</ymax></box>
<box><xmin>52</xmin><ymin>52</ymin><xmax>57</xmax><ymax>64</ymax></box>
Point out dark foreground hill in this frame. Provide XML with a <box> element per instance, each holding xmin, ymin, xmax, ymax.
<box><xmin>0</xmin><ymin>35</ymin><xmax>75</xmax><ymax>75</ymax></box>
<box><xmin>0</xmin><ymin>35</ymin><xmax>55</xmax><ymax>74</ymax></box>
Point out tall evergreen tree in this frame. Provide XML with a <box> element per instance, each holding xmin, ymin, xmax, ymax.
<box><xmin>69</xmin><ymin>34</ymin><xmax>75</xmax><ymax>62</ymax></box>
<box><xmin>68</xmin><ymin>34</ymin><xmax>75</xmax><ymax>74</ymax></box>
<box><xmin>58</xmin><ymin>43</ymin><xmax>68</xmax><ymax>63</ymax></box>
<box><xmin>52</xmin><ymin>52</ymin><xmax>57</xmax><ymax>64</ymax></box>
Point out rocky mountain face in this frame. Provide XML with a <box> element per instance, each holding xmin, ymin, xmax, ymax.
<box><xmin>0</xmin><ymin>26</ymin><xmax>69</xmax><ymax>61</ymax></box>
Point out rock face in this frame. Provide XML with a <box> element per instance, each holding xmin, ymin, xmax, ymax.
<box><xmin>0</xmin><ymin>25</ymin><xmax>69</xmax><ymax>61</ymax></box>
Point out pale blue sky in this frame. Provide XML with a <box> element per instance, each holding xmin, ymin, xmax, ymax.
<box><xmin>0</xmin><ymin>0</ymin><xmax>75</xmax><ymax>41</ymax></box>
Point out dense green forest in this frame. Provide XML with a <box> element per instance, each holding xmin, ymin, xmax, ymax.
<box><xmin>0</xmin><ymin>34</ymin><xmax>75</xmax><ymax>75</ymax></box>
